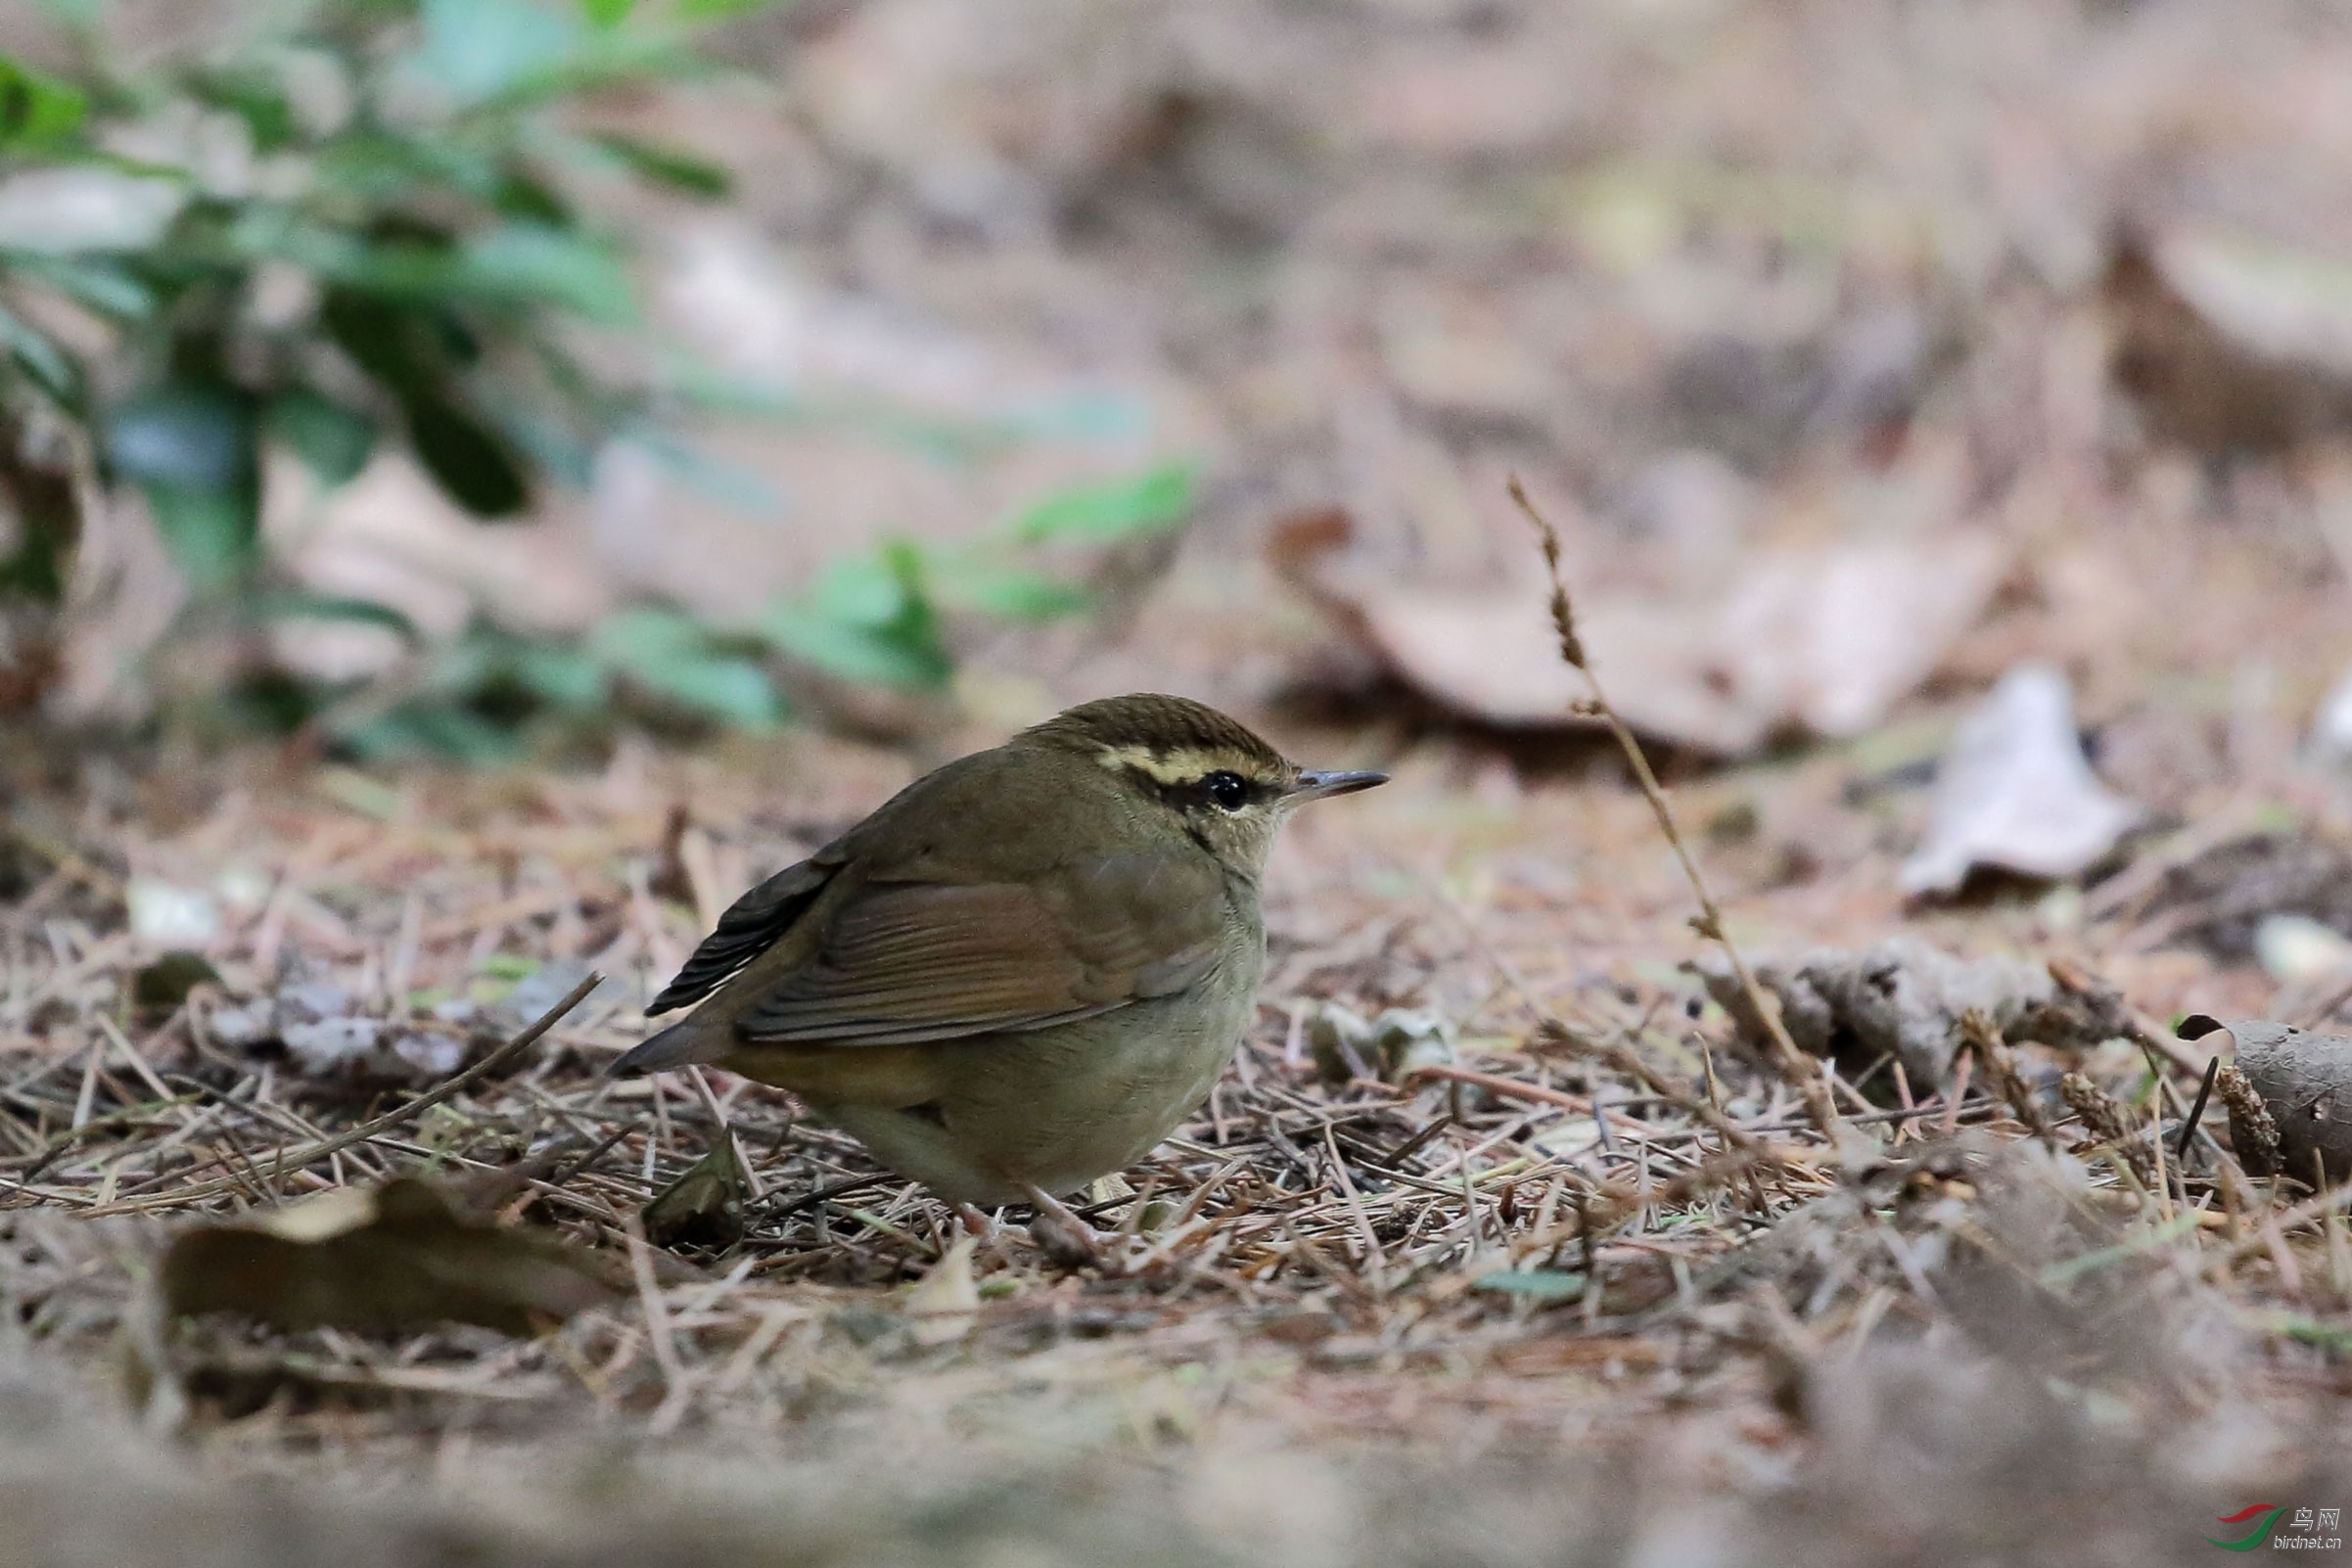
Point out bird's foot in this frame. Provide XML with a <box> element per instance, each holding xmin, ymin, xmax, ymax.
<box><xmin>1021</xmin><ymin>1184</ymin><xmax>1110</xmax><ymax>1269</ymax></box>
<box><xmin>955</xmin><ymin>1202</ymin><xmax>1028</xmax><ymax>1270</ymax></box>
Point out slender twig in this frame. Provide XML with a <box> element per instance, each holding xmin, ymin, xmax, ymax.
<box><xmin>2176</xmin><ymin>1053</ymin><xmax>2222</xmax><ymax>1167</ymax></box>
<box><xmin>78</xmin><ymin>972</ymin><xmax>602</xmax><ymax>1216</ymax></box>
<box><xmin>1324</xmin><ymin>1121</ymin><xmax>1389</xmax><ymax>1295</ymax></box>
<box><xmin>2223</xmin><ymin>1169</ymin><xmax>2352</xmax><ymax>1263</ymax></box>
<box><xmin>758</xmin><ymin>1172</ymin><xmax>894</xmax><ymax>1221</ymax></box>
<box><xmin>1508</xmin><ymin>478</ymin><xmax>1845</xmax><ymax>1140</ymax></box>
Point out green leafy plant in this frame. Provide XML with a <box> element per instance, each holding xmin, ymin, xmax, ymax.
<box><xmin>760</xmin><ymin>463</ymin><xmax>1194</xmax><ymax>692</ymax></box>
<box><xmin>0</xmin><ymin>0</ymin><xmax>748</xmax><ymax>727</ymax></box>
<box><xmin>0</xmin><ymin>1</ymin><xmax>1194</xmax><ymax>755</ymax></box>
<box><xmin>334</xmin><ymin>463</ymin><xmax>1195</xmax><ymax>762</ymax></box>
<box><xmin>3</xmin><ymin>1</ymin><xmax>720</xmax><ymax>587</ymax></box>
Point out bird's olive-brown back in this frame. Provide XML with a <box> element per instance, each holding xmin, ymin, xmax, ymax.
<box><xmin>724</xmin><ymin>747</ymin><xmax>1242</xmax><ymax>1045</ymax></box>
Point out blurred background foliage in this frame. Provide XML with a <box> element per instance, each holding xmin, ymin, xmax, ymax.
<box><xmin>0</xmin><ymin>0</ymin><xmax>1191</xmax><ymax>761</ymax></box>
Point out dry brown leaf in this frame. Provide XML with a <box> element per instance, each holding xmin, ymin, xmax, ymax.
<box><xmin>641</xmin><ymin>1133</ymin><xmax>752</xmax><ymax>1253</ymax></box>
<box><xmin>2105</xmin><ymin>226</ymin><xmax>2352</xmax><ymax>454</ymax></box>
<box><xmin>902</xmin><ymin>1233</ymin><xmax>981</xmax><ymax>1346</ymax></box>
<box><xmin>1276</xmin><ymin>509</ymin><xmax>2005</xmax><ymax>756</ymax></box>
<box><xmin>161</xmin><ymin>1178</ymin><xmax>622</xmax><ymax>1336</ymax></box>
<box><xmin>1901</xmin><ymin>665</ymin><xmax>2140</xmax><ymax>896</ymax></box>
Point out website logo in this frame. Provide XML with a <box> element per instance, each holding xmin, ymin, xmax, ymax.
<box><xmin>2208</xmin><ymin>1504</ymin><xmax>2342</xmax><ymax>1551</ymax></box>
<box><xmin>2210</xmin><ymin>1506</ymin><xmax>2284</xmax><ymax>1551</ymax></box>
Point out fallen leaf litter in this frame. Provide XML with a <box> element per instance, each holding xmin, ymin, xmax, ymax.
<box><xmin>2</xmin><ymin>528</ymin><xmax>2343</xmax><ymax>1509</ymax></box>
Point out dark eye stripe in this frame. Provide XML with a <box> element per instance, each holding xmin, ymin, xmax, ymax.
<box><xmin>1124</xmin><ymin>766</ymin><xmax>1281</xmax><ymax>812</ymax></box>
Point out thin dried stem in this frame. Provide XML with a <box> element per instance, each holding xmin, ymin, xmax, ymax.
<box><xmin>1508</xmin><ymin>477</ymin><xmax>1844</xmax><ymax>1141</ymax></box>
<box><xmin>81</xmin><ymin>972</ymin><xmax>603</xmax><ymax>1216</ymax></box>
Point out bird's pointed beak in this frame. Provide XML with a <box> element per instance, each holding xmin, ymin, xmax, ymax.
<box><xmin>1288</xmin><ymin>768</ymin><xmax>1389</xmax><ymax>803</ymax></box>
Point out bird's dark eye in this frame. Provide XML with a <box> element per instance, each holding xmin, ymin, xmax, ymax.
<box><xmin>1202</xmin><ymin>770</ymin><xmax>1248</xmax><ymax>810</ymax></box>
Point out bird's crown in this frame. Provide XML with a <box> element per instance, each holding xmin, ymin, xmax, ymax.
<box><xmin>1018</xmin><ymin>693</ymin><xmax>1296</xmax><ymax>805</ymax></box>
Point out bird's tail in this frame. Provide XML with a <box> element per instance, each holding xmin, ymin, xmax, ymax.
<box><xmin>609</xmin><ymin>1017</ymin><xmax>725</xmax><ymax>1078</ymax></box>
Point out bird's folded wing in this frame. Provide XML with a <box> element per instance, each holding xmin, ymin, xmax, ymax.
<box><xmin>643</xmin><ymin>857</ymin><xmax>835</xmax><ymax>1016</ymax></box>
<box><xmin>735</xmin><ymin>850</ymin><xmax>1229</xmax><ymax>1046</ymax></box>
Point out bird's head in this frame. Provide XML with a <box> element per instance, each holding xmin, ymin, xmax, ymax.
<box><xmin>1018</xmin><ymin>693</ymin><xmax>1387</xmax><ymax>875</ymax></box>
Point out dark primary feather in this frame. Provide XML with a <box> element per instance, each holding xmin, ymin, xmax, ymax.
<box><xmin>643</xmin><ymin>857</ymin><xmax>833</xmax><ymax>1016</ymax></box>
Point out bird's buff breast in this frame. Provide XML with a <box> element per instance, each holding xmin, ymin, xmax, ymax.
<box><xmin>759</xmin><ymin>943</ymin><xmax>1263</xmax><ymax>1207</ymax></box>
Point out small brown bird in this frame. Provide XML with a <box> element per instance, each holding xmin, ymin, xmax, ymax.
<box><xmin>612</xmin><ymin>694</ymin><xmax>1385</xmax><ymax>1243</ymax></box>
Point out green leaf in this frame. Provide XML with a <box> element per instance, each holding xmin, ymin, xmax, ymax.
<box><xmin>2</xmin><ymin>254</ymin><xmax>156</xmax><ymax>319</ymax></box>
<box><xmin>1468</xmin><ymin>1268</ymin><xmax>1587</xmax><ymax>1302</ymax></box>
<box><xmin>0</xmin><ymin>438</ymin><xmax>72</xmax><ymax>599</ymax></box>
<box><xmin>592</xmin><ymin>607</ymin><xmax>783</xmax><ymax>727</ymax></box>
<box><xmin>497</xmin><ymin>409</ymin><xmax>598</xmax><ymax>488</ymax></box>
<box><xmin>458</xmin><ymin>223</ymin><xmax>634</xmax><ymax>322</ymax></box>
<box><xmin>934</xmin><ymin>564</ymin><xmax>1089</xmax><ymax>623</ymax></box>
<box><xmin>1007</xmin><ymin>462</ymin><xmax>1194</xmax><ymax>544</ymax></box>
<box><xmin>340</xmin><ymin>702</ymin><xmax>521</xmax><ymax>764</ymax></box>
<box><xmin>143</xmin><ymin>484</ymin><xmax>258</xmax><ymax>594</ymax></box>
<box><xmin>2277</xmin><ymin>1314</ymin><xmax>2352</xmax><ymax>1355</ymax></box>
<box><xmin>588</xmin><ymin>132</ymin><xmax>729</xmax><ymax>198</ymax></box>
<box><xmin>761</xmin><ymin>543</ymin><xmax>953</xmax><ymax>689</ymax></box>
<box><xmin>402</xmin><ymin>392</ymin><xmax>530</xmax><ymax>516</ymax></box>
<box><xmin>0</xmin><ymin>300</ymin><xmax>80</xmax><ymax>406</ymax></box>
<box><xmin>629</xmin><ymin>432</ymin><xmax>781</xmax><ymax>515</ymax></box>
<box><xmin>581</xmin><ymin>0</ymin><xmax>636</xmax><ymax>28</ymax></box>
<box><xmin>27</xmin><ymin>0</ymin><xmax>102</xmax><ymax>25</ymax></box>
<box><xmin>676</xmin><ymin>0</ymin><xmax>782</xmax><ymax>18</ymax></box>
<box><xmin>807</xmin><ymin>552</ymin><xmax>913</xmax><ymax>626</ymax></box>
<box><xmin>247</xmin><ymin>591</ymin><xmax>418</xmax><ymax>640</ymax></box>
<box><xmin>268</xmin><ymin>389</ymin><xmax>377</xmax><ymax>486</ymax></box>
<box><xmin>413</xmin><ymin>0</ymin><xmax>583</xmax><ymax>107</ymax></box>
<box><xmin>183</xmin><ymin>65</ymin><xmax>294</xmax><ymax>150</ymax></box>
<box><xmin>313</xmin><ymin>133</ymin><xmax>505</xmax><ymax>207</ymax></box>
<box><xmin>760</xmin><ymin>606</ymin><xmax>951</xmax><ymax>689</ymax></box>
<box><xmin>508</xmin><ymin>640</ymin><xmax>607</xmax><ymax>708</ymax></box>
<box><xmin>591</xmin><ymin>607</ymin><xmax>705</xmax><ymax>669</ymax></box>
<box><xmin>304</xmin><ymin>225</ymin><xmax>631</xmax><ymax>320</ymax></box>
<box><xmin>322</xmin><ymin>290</ymin><xmax>434</xmax><ymax>394</ymax></box>
<box><xmin>406</xmin><ymin>0</ymin><xmax>698</xmax><ymax>115</ymax></box>
<box><xmin>477</xmin><ymin>952</ymin><xmax>540</xmax><ymax>981</ymax></box>
<box><xmin>492</xmin><ymin>167</ymin><xmax>573</xmax><ymax>226</ymax></box>
<box><xmin>637</xmin><ymin>655</ymin><xmax>780</xmax><ymax>727</ymax></box>
<box><xmin>0</xmin><ymin>54</ymin><xmax>86</xmax><ymax>148</ymax></box>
